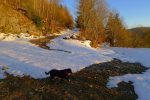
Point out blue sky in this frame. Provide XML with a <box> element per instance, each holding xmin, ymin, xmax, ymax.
<box><xmin>63</xmin><ymin>0</ymin><xmax>150</xmax><ymax>28</ymax></box>
<box><xmin>107</xmin><ymin>0</ymin><xmax>150</xmax><ymax>28</ymax></box>
<box><xmin>61</xmin><ymin>0</ymin><xmax>77</xmax><ymax>19</ymax></box>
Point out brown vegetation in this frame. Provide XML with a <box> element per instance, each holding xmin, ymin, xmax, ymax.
<box><xmin>129</xmin><ymin>27</ymin><xmax>150</xmax><ymax>48</ymax></box>
<box><xmin>0</xmin><ymin>0</ymin><xmax>74</xmax><ymax>34</ymax></box>
<box><xmin>30</xmin><ymin>35</ymin><xmax>58</xmax><ymax>50</ymax></box>
<box><xmin>76</xmin><ymin>0</ymin><xmax>149</xmax><ymax>48</ymax></box>
<box><xmin>76</xmin><ymin>0</ymin><xmax>108</xmax><ymax>47</ymax></box>
<box><xmin>105</xmin><ymin>12</ymin><xmax>133</xmax><ymax>47</ymax></box>
<box><xmin>76</xmin><ymin>0</ymin><xmax>132</xmax><ymax>48</ymax></box>
<box><xmin>0</xmin><ymin>4</ymin><xmax>39</xmax><ymax>34</ymax></box>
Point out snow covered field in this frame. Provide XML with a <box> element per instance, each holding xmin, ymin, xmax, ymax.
<box><xmin>0</xmin><ymin>30</ymin><xmax>112</xmax><ymax>78</ymax></box>
<box><xmin>0</xmin><ymin>30</ymin><xmax>150</xmax><ymax>100</ymax></box>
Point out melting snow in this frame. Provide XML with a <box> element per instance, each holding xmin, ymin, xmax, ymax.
<box><xmin>0</xmin><ymin>30</ymin><xmax>112</xmax><ymax>78</ymax></box>
<box><xmin>107</xmin><ymin>48</ymin><xmax>150</xmax><ymax>100</ymax></box>
<box><xmin>0</xmin><ymin>30</ymin><xmax>150</xmax><ymax>100</ymax></box>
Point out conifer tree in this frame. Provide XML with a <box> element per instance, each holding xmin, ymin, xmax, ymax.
<box><xmin>105</xmin><ymin>13</ymin><xmax>123</xmax><ymax>46</ymax></box>
<box><xmin>106</xmin><ymin>12</ymin><xmax>132</xmax><ymax>47</ymax></box>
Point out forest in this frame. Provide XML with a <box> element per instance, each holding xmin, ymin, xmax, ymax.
<box><xmin>0</xmin><ymin>0</ymin><xmax>74</xmax><ymax>34</ymax></box>
<box><xmin>0</xmin><ymin>0</ymin><xmax>149</xmax><ymax>48</ymax></box>
<box><xmin>76</xmin><ymin>0</ymin><xmax>150</xmax><ymax>48</ymax></box>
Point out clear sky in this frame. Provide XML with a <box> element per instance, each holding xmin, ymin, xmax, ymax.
<box><xmin>63</xmin><ymin>0</ymin><xmax>150</xmax><ymax>28</ymax></box>
<box><xmin>107</xmin><ymin>0</ymin><xmax>150</xmax><ymax>28</ymax></box>
<box><xmin>61</xmin><ymin>0</ymin><xmax>77</xmax><ymax>19</ymax></box>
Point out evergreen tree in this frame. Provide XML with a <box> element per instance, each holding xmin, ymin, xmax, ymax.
<box><xmin>106</xmin><ymin>13</ymin><xmax>124</xmax><ymax>46</ymax></box>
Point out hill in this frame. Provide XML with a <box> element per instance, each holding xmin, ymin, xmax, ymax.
<box><xmin>0</xmin><ymin>4</ymin><xmax>40</xmax><ymax>34</ymax></box>
<box><xmin>129</xmin><ymin>27</ymin><xmax>150</xmax><ymax>35</ymax></box>
<box><xmin>128</xmin><ymin>27</ymin><xmax>150</xmax><ymax>48</ymax></box>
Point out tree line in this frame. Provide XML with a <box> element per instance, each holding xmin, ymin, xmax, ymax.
<box><xmin>0</xmin><ymin>0</ymin><xmax>74</xmax><ymax>34</ymax></box>
<box><xmin>76</xmin><ymin>0</ymin><xmax>140</xmax><ymax>48</ymax></box>
<box><xmin>129</xmin><ymin>27</ymin><xmax>150</xmax><ymax>48</ymax></box>
<box><xmin>0</xmin><ymin>0</ymin><xmax>149</xmax><ymax>48</ymax></box>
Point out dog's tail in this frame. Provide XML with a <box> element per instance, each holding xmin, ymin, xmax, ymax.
<box><xmin>45</xmin><ymin>71</ymin><xmax>50</xmax><ymax>75</ymax></box>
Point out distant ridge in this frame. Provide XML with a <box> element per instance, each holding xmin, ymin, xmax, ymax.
<box><xmin>128</xmin><ymin>27</ymin><xmax>150</xmax><ymax>34</ymax></box>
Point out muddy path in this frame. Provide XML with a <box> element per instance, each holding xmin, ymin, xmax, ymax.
<box><xmin>30</xmin><ymin>35</ymin><xmax>71</xmax><ymax>53</ymax></box>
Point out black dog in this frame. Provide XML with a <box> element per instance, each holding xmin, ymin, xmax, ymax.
<box><xmin>45</xmin><ymin>68</ymin><xmax>72</xmax><ymax>81</ymax></box>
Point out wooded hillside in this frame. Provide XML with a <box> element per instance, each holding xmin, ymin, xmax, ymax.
<box><xmin>129</xmin><ymin>27</ymin><xmax>150</xmax><ymax>48</ymax></box>
<box><xmin>0</xmin><ymin>3</ymin><xmax>39</xmax><ymax>34</ymax></box>
<box><xmin>76</xmin><ymin>0</ymin><xmax>142</xmax><ymax>48</ymax></box>
<box><xmin>0</xmin><ymin>0</ymin><xmax>74</xmax><ymax>34</ymax></box>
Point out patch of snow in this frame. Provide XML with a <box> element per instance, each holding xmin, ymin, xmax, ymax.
<box><xmin>3</xmin><ymin>34</ymin><xmax>17</xmax><ymax>41</ymax></box>
<box><xmin>1</xmin><ymin>31</ymin><xmax>150</xmax><ymax>100</ymax></box>
<box><xmin>0</xmin><ymin>30</ymin><xmax>112</xmax><ymax>79</ymax></box>
<box><xmin>0</xmin><ymin>33</ymin><xmax>7</xmax><ymax>40</ymax></box>
<box><xmin>106</xmin><ymin>48</ymin><xmax>150</xmax><ymax>100</ymax></box>
<box><xmin>0</xmin><ymin>33</ymin><xmax>44</xmax><ymax>41</ymax></box>
<box><xmin>80</xmin><ymin>40</ymin><xmax>91</xmax><ymax>48</ymax></box>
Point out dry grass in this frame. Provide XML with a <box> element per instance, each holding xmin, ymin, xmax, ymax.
<box><xmin>30</xmin><ymin>35</ymin><xmax>57</xmax><ymax>50</ymax></box>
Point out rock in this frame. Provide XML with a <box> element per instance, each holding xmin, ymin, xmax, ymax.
<box><xmin>63</xmin><ymin>36</ymin><xmax>70</xmax><ymax>40</ymax></box>
<box><xmin>89</xmin><ymin>85</ymin><xmax>93</xmax><ymax>88</ymax></box>
<box><xmin>70</xmin><ymin>34</ymin><xmax>77</xmax><ymax>39</ymax></box>
<box><xmin>101</xmin><ymin>42</ymin><xmax>110</xmax><ymax>48</ymax></box>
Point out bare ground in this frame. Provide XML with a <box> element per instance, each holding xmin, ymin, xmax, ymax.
<box><xmin>0</xmin><ymin>59</ymin><xmax>148</xmax><ymax>100</ymax></box>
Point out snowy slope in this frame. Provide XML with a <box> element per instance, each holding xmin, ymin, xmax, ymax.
<box><xmin>0</xmin><ymin>30</ymin><xmax>150</xmax><ymax>100</ymax></box>
<box><xmin>0</xmin><ymin>30</ymin><xmax>112</xmax><ymax>78</ymax></box>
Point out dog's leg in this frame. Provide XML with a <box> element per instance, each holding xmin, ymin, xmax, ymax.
<box><xmin>64</xmin><ymin>76</ymin><xmax>70</xmax><ymax>82</ymax></box>
<box><xmin>49</xmin><ymin>75</ymin><xmax>55</xmax><ymax>80</ymax></box>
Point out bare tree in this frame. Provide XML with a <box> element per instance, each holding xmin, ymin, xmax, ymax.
<box><xmin>0</xmin><ymin>0</ymin><xmax>73</xmax><ymax>34</ymax></box>
<box><xmin>76</xmin><ymin>0</ymin><xmax>108</xmax><ymax>47</ymax></box>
